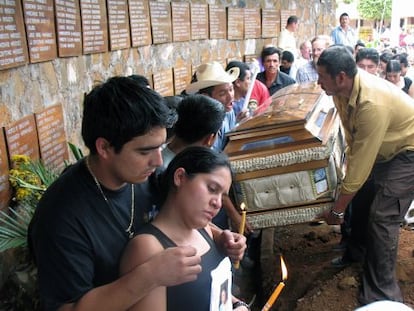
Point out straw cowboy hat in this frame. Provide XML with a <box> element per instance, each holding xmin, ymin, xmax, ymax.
<box><xmin>185</xmin><ymin>61</ymin><xmax>240</xmax><ymax>94</ymax></box>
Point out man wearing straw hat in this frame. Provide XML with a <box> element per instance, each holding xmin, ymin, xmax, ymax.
<box><xmin>186</xmin><ymin>61</ymin><xmax>241</xmax><ymax>152</ymax></box>
<box><xmin>185</xmin><ymin>61</ymin><xmax>251</xmax><ymax>233</ymax></box>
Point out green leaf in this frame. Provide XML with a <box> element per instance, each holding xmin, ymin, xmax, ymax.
<box><xmin>68</xmin><ymin>142</ymin><xmax>84</xmax><ymax>161</ymax></box>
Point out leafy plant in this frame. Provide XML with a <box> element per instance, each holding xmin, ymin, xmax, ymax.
<box><xmin>0</xmin><ymin>155</ymin><xmax>58</xmax><ymax>253</ymax></box>
<box><xmin>0</xmin><ymin>203</ymin><xmax>34</xmax><ymax>252</ymax></box>
<box><xmin>68</xmin><ymin>142</ymin><xmax>84</xmax><ymax>161</ymax></box>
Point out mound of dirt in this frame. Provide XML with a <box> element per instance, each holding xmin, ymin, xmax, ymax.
<box><xmin>237</xmin><ymin>223</ymin><xmax>414</xmax><ymax>311</ymax></box>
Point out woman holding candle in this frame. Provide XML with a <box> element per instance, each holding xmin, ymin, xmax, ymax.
<box><xmin>120</xmin><ymin>146</ymin><xmax>249</xmax><ymax>311</ymax></box>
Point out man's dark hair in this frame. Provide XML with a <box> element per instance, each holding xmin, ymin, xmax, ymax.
<box><xmin>356</xmin><ymin>48</ymin><xmax>379</xmax><ymax>65</ymax></box>
<box><xmin>164</xmin><ymin>95</ymin><xmax>183</xmax><ymax>140</ymax></box>
<box><xmin>317</xmin><ymin>45</ymin><xmax>358</xmax><ymax>78</ymax></box>
<box><xmin>339</xmin><ymin>12</ymin><xmax>349</xmax><ymax>19</ymax></box>
<box><xmin>287</xmin><ymin>15</ymin><xmax>298</xmax><ymax>25</ymax></box>
<box><xmin>174</xmin><ymin>94</ymin><xmax>225</xmax><ymax>144</ymax></box>
<box><xmin>128</xmin><ymin>74</ymin><xmax>150</xmax><ymax>88</ymax></box>
<box><xmin>282</xmin><ymin>50</ymin><xmax>294</xmax><ymax>63</ymax></box>
<box><xmin>226</xmin><ymin>61</ymin><xmax>250</xmax><ymax>81</ymax></box>
<box><xmin>261</xmin><ymin>46</ymin><xmax>282</xmax><ymax>63</ymax></box>
<box><xmin>82</xmin><ymin>76</ymin><xmax>174</xmax><ymax>154</ymax></box>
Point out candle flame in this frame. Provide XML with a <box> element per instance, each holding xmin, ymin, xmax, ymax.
<box><xmin>240</xmin><ymin>202</ymin><xmax>246</xmax><ymax>211</ymax></box>
<box><xmin>281</xmin><ymin>255</ymin><xmax>288</xmax><ymax>281</ymax></box>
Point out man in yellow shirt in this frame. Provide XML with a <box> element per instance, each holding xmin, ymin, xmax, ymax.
<box><xmin>317</xmin><ymin>45</ymin><xmax>414</xmax><ymax>306</ymax></box>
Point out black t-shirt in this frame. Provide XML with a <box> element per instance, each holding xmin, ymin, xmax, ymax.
<box><xmin>29</xmin><ymin>159</ymin><xmax>156</xmax><ymax>310</ymax></box>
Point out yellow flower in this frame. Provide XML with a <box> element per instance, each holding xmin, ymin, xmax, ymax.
<box><xmin>11</xmin><ymin>155</ymin><xmax>31</xmax><ymax>168</ymax></box>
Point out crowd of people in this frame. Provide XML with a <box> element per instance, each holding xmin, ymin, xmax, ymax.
<box><xmin>27</xmin><ymin>11</ymin><xmax>414</xmax><ymax>311</ymax></box>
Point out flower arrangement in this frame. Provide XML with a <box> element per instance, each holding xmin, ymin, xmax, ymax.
<box><xmin>0</xmin><ymin>155</ymin><xmax>58</xmax><ymax>252</ymax></box>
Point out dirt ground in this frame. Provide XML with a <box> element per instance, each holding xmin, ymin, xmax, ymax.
<box><xmin>236</xmin><ymin>223</ymin><xmax>414</xmax><ymax>311</ymax></box>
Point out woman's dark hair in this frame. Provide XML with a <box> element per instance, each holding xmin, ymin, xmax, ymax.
<box><xmin>158</xmin><ymin>146</ymin><xmax>232</xmax><ymax>203</ymax></box>
<box><xmin>82</xmin><ymin>76</ymin><xmax>175</xmax><ymax>154</ymax></box>
<box><xmin>317</xmin><ymin>45</ymin><xmax>357</xmax><ymax>79</ymax></box>
<box><xmin>386</xmin><ymin>59</ymin><xmax>402</xmax><ymax>73</ymax></box>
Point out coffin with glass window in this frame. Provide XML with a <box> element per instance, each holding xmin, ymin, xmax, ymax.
<box><xmin>224</xmin><ymin>82</ymin><xmax>346</xmax><ymax>229</ymax></box>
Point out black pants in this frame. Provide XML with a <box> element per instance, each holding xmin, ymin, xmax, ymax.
<box><xmin>359</xmin><ymin>151</ymin><xmax>414</xmax><ymax>304</ymax></box>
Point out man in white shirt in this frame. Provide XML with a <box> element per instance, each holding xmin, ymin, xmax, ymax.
<box><xmin>278</xmin><ymin>15</ymin><xmax>299</xmax><ymax>57</ymax></box>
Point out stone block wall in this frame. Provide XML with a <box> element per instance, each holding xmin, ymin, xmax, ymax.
<box><xmin>0</xmin><ymin>0</ymin><xmax>337</xmax><ymax>152</ymax></box>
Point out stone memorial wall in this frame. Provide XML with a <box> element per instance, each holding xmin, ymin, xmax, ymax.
<box><xmin>0</xmin><ymin>0</ymin><xmax>337</xmax><ymax>209</ymax></box>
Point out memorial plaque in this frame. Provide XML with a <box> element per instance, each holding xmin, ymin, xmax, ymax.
<box><xmin>227</xmin><ymin>7</ymin><xmax>243</xmax><ymax>40</ymax></box>
<box><xmin>153</xmin><ymin>68</ymin><xmax>174</xmax><ymax>96</ymax></box>
<box><xmin>5</xmin><ymin>114</ymin><xmax>40</xmax><ymax>161</ymax></box>
<box><xmin>209</xmin><ymin>5</ymin><xmax>226</xmax><ymax>39</ymax></box>
<box><xmin>171</xmin><ymin>2</ymin><xmax>190</xmax><ymax>42</ymax></box>
<box><xmin>244</xmin><ymin>8</ymin><xmax>261</xmax><ymax>39</ymax></box>
<box><xmin>55</xmin><ymin>0</ymin><xmax>82</xmax><ymax>57</ymax></box>
<box><xmin>281</xmin><ymin>10</ymin><xmax>296</xmax><ymax>32</ymax></box>
<box><xmin>129</xmin><ymin>0</ymin><xmax>151</xmax><ymax>47</ymax></box>
<box><xmin>262</xmin><ymin>8</ymin><xmax>279</xmax><ymax>38</ymax></box>
<box><xmin>190</xmin><ymin>3</ymin><xmax>208</xmax><ymax>40</ymax></box>
<box><xmin>149</xmin><ymin>1</ymin><xmax>172</xmax><ymax>44</ymax></box>
<box><xmin>107</xmin><ymin>0</ymin><xmax>130</xmax><ymax>51</ymax></box>
<box><xmin>35</xmin><ymin>104</ymin><xmax>68</xmax><ymax>172</ymax></box>
<box><xmin>80</xmin><ymin>0</ymin><xmax>108</xmax><ymax>54</ymax></box>
<box><xmin>0</xmin><ymin>132</ymin><xmax>11</xmax><ymax>210</ymax></box>
<box><xmin>0</xmin><ymin>0</ymin><xmax>29</xmax><ymax>70</ymax></box>
<box><xmin>173</xmin><ymin>60</ymin><xmax>191</xmax><ymax>95</ymax></box>
<box><xmin>22</xmin><ymin>0</ymin><xmax>57</xmax><ymax>63</ymax></box>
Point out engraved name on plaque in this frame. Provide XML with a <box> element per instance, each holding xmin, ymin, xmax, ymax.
<box><xmin>22</xmin><ymin>0</ymin><xmax>57</xmax><ymax>63</ymax></box>
<box><xmin>262</xmin><ymin>8</ymin><xmax>279</xmax><ymax>38</ymax></box>
<box><xmin>55</xmin><ymin>0</ymin><xmax>82</xmax><ymax>57</ymax></box>
<box><xmin>0</xmin><ymin>0</ymin><xmax>29</xmax><ymax>70</ymax></box>
<box><xmin>80</xmin><ymin>0</ymin><xmax>108</xmax><ymax>54</ymax></box>
<box><xmin>107</xmin><ymin>0</ymin><xmax>131</xmax><ymax>50</ymax></box>
<box><xmin>153</xmin><ymin>68</ymin><xmax>174</xmax><ymax>97</ymax></box>
<box><xmin>171</xmin><ymin>2</ymin><xmax>190</xmax><ymax>43</ymax></box>
<box><xmin>0</xmin><ymin>132</ymin><xmax>11</xmax><ymax>210</ymax></box>
<box><xmin>190</xmin><ymin>3</ymin><xmax>208</xmax><ymax>40</ymax></box>
<box><xmin>244</xmin><ymin>8</ymin><xmax>261</xmax><ymax>39</ymax></box>
<box><xmin>173</xmin><ymin>59</ymin><xmax>191</xmax><ymax>95</ymax></box>
<box><xmin>5</xmin><ymin>114</ymin><xmax>40</xmax><ymax>161</ymax></box>
<box><xmin>227</xmin><ymin>7</ymin><xmax>243</xmax><ymax>40</ymax></box>
<box><xmin>35</xmin><ymin>104</ymin><xmax>69</xmax><ymax>172</ymax></box>
<box><xmin>209</xmin><ymin>5</ymin><xmax>226</xmax><ymax>39</ymax></box>
<box><xmin>129</xmin><ymin>0</ymin><xmax>151</xmax><ymax>47</ymax></box>
<box><xmin>149</xmin><ymin>1</ymin><xmax>172</xmax><ymax>44</ymax></box>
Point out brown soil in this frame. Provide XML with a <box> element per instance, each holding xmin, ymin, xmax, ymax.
<box><xmin>236</xmin><ymin>223</ymin><xmax>414</xmax><ymax>311</ymax></box>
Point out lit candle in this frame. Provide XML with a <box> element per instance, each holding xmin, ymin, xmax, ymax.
<box><xmin>238</xmin><ymin>202</ymin><xmax>246</xmax><ymax>235</ymax></box>
<box><xmin>261</xmin><ymin>255</ymin><xmax>288</xmax><ymax>311</ymax></box>
<box><xmin>233</xmin><ymin>203</ymin><xmax>246</xmax><ymax>269</ymax></box>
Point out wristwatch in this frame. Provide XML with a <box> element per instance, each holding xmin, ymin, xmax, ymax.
<box><xmin>330</xmin><ymin>210</ymin><xmax>344</xmax><ymax>219</ymax></box>
<box><xmin>233</xmin><ymin>300</ymin><xmax>251</xmax><ymax>310</ymax></box>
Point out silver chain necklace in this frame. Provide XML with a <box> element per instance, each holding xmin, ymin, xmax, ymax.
<box><xmin>85</xmin><ymin>156</ymin><xmax>135</xmax><ymax>239</ymax></box>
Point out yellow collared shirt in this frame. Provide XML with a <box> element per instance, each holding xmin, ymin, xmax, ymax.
<box><xmin>333</xmin><ymin>70</ymin><xmax>414</xmax><ymax>194</ymax></box>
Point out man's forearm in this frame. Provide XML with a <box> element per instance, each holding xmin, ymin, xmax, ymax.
<box><xmin>58</xmin><ymin>260</ymin><xmax>158</xmax><ymax>311</ymax></box>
